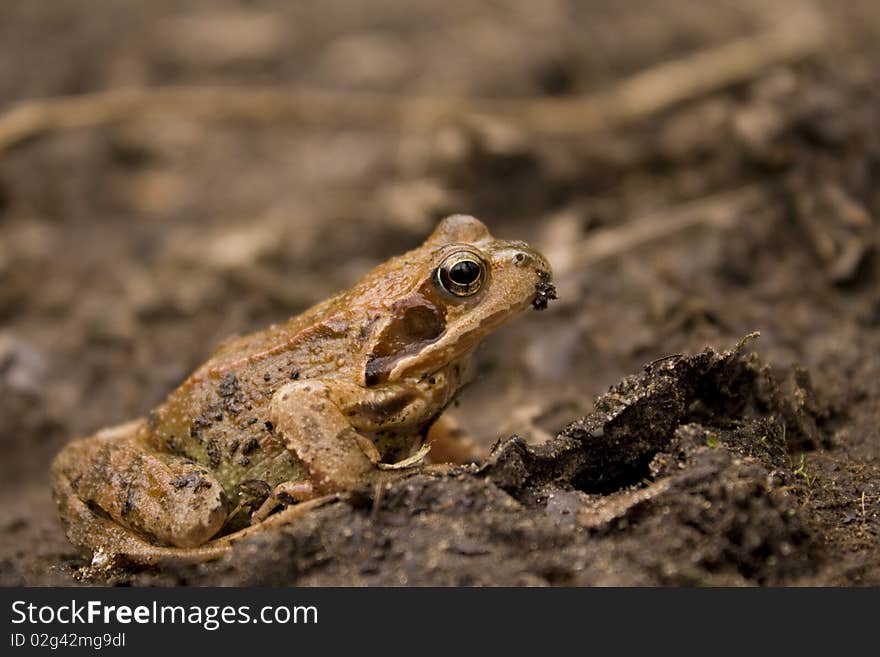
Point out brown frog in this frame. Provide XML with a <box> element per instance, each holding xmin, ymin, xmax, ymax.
<box><xmin>51</xmin><ymin>215</ymin><xmax>555</xmax><ymax>564</ymax></box>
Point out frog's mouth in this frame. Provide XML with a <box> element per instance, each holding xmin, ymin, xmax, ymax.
<box><xmin>532</xmin><ymin>273</ymin><xmax>557</xmax><ymax>310</ymax></box>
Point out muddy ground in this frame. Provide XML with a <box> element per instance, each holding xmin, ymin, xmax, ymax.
<box><xmin>1</xmin><ymin>1</ymin><xmax>879</xmax><ymax>586</ymax></box>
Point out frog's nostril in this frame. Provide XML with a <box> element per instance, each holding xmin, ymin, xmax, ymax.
<box><xmin>513</xmin><ymin>252</ymin><xmax>528</xmax><ymax>266</ymax></box>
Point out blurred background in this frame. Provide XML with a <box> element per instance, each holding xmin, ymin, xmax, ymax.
<box><xmin>1</xmin><ymin>0</ymin><xmax>879</xmax><ymax>583</ymax></box>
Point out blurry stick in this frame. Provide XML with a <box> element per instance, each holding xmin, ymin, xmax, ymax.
<box><xmin>0</xmin><ymin>10</ymin><xmax>827</xmax><ymax>151</ymax></box>
<box><xmin>573</xmin><ymin>186</ymin><xmax>765</xmax><ymax>269</ymax></box>
<box><xmin>548</xmin><ymin>185</ymin><xmax>767</xmax><ymax>284</ymax></box>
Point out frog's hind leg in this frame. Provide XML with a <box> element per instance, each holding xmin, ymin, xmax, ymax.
<box><xmin>52</xmin><ymin>464</ymin><xmax>229</xmax><ymax>566</ymax></box>
<box><xmin>51</xmin><ymin>419</ymin><xmax>228</xmax><ymax>555</ymax></box>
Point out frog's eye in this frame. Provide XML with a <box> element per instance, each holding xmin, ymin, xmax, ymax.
<box><xmin>435</xmin><ymin>251</ymin><xmax>486</xmax><ymax>297</ymax></box>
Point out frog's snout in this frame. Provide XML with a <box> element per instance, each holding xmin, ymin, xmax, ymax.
<box><xmin>506</xmin><ymin>242</ymin><xmax>556</xmax><ymax>310</ymax></box>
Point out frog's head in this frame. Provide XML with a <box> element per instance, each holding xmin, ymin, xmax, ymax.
<box><xmin>362</xmin><ymin>214</ymin><xmax>555</xmax><ymax>385</ymax></box>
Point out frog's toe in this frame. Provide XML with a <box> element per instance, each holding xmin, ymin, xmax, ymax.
<box><xmin>250</xmin><ymin>480</ymin><xmax>315</xmax><ymax>525</ymax></box>
<box><xmin>375</xmin><ymin>442</ymin><xmax>432</xmax><ymax>470</ymax></box>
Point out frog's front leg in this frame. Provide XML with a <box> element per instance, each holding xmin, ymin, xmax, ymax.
<box><xmin>51</xmin><ymin>420</ymin><xmax>228</xmax><ymax>551</ymax></box>
<box><xmin>269</xmin><ymin>380</ymin><xmax>428</xmax><ymax>497</ymax></box>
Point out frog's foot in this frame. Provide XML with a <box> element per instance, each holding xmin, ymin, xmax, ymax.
<box><xmin>51</xmin><ymin>419</ymin><xmax>228</xmax><ymax>552</ymax></box>
<box><xmin>63</xmin><ymin>493</ymin><xmax>339</xmax><ymax>568</ymax></box>
<box><xmin>375</xmin><ymin>442</ymin><xmax>433</xmax><ymax>470</ymax></box>
<box><xmin>349</xmin><ymin>433</ymin><xmax>430</xmax><ymax>470</ymax></box>
<box><xmin>249</xmin><ymin>480</ymin><xmax>315</xmax><ymax>525</ymax></box>
<box><xmin>425</xmin><ymin>414</ymin><xmax>488</xmax><ymax>465</ymax></box>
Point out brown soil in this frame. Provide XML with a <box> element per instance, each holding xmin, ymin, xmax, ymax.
<box><xmin>1</xmin><ymin>0</ymin><xmax>879</xmax><ymax>586</ymax></box>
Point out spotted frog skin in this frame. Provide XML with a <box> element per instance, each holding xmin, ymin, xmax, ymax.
<box><xmin>51</xmin><ymin>215</ymin><xmax>555</xmax><ymax>563</ymax></box>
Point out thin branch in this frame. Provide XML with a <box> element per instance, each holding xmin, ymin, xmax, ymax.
<box><xmin>0</xmin><ymin>9</ymin><xmax>828</xmax><ymax>152</ymax></box>
<box><xmin>572</xmin><ymin>186</ymin><xmax>766</xmax><ymax>269</ymax></box>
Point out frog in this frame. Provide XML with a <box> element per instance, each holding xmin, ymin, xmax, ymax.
<box><xmin>51</xmin><ymin>214</ymin><xmax>556</xmax><ymax>564</ymax></box>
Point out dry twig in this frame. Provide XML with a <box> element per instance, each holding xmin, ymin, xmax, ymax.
<box><xmin>0</xmin><ymin>10</ymin><xmax>827</xmax><ymax>152</ymax></box>
<box><xmin>569</xmin><ymin>185</ymin><xmax>766</xmax><ymax>272</ymax></box>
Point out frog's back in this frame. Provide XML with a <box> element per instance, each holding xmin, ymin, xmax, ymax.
<box><xmin>142</xmin><ymin>297</ymin><xmax>364</xmax><ymax>499</ymax></box>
